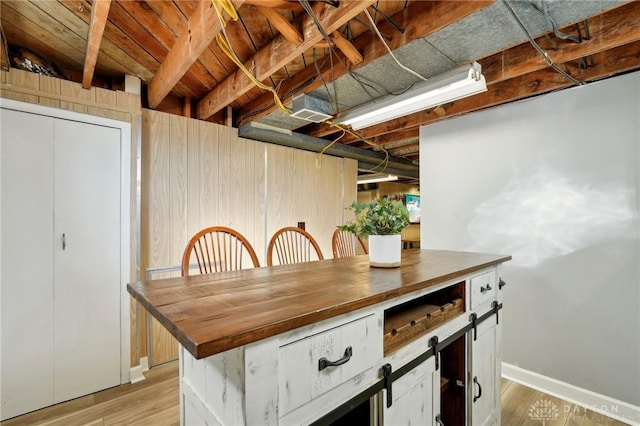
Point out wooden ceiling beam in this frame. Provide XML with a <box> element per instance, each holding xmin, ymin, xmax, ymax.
<box><xmin>481</xmin><ymin>0</ymin><xmax>640</xmax><ymax>85</ymax></box>
<box><xmin>243</xmin><ymin>0</ymin><xmax>304</xmax><ymax>12</ymax></box>
<box><xmin>333</xmin><ymin>1</ymin><xmax>640</xmax><ymax>143</ymax></box>
<box><xmin>330</xmin><ymin>31</ymin><xmax>362</xmax><ymax>65</ymax></box>
<box><xmin>352</xmin><ymin>40</ymin><xmax>640</xmax><ymax>147</ymax></box>
<box><xmin>236</xmin><ymin>0</ymin><xmax>494</xmax><ymax>126</ymax></box>
<box><xmin>82</xmin><ymin>0</ymin><xmax>111</xmax><ymax>89</ymax></box>
<box><xmin>147</xmin><ymin>0</ymin><xmax>246</xmax><ymax>109</ymax></box>
<box><xmin>256</xmin><ymin>6</ymin><xmax>302</xmax><ymax>45</ymax></box>
<box><xmin>197</xmin><ymin>0</ymin><xmax>377</xmax><ymax>120</ymax></box>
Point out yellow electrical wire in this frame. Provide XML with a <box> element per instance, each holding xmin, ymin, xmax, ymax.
<box><xmin>210</xmin><ymin>0</ymin><xmax>391</xmax><ymax>173</ymax></box>
<box><xmin>211</xmin><ymin>0</ymin><xmax>291</xmax><ymax>115</ymax></box>
<box><xmin>211</xmin><ymin>0</ymin><xmax>238</xmax><ymax>22</ymax></box>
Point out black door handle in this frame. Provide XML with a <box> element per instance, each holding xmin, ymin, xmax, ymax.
<box><xmin>473</xmin><ymin>376</ymin><xmax>482</xmax><ymax>402</ymax></box>
<box><xmin>318</xmin><ymin>346</ymin><xmax>353</xmax><ymax>371</ymax></box>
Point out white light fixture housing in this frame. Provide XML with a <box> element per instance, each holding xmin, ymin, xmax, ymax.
<box><xmin>357</xmin><ymin>173</ymin><xmax>399</xmax><ymax>184</ymax></box>
<box><xmin>337</xmin><ymin>62</ymin><xmax>487</xmax><ymax>130</ymax></box>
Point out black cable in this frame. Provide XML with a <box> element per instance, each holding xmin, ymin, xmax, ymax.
<box><xmin>527</xmin><ymin>0</ymin><xmax>581</xmax><ymax>43</ymax></box>
<box><xmin>504</xmin><ymin>1</ymin><xmax>583</xmax><ymax>85</ymax></box>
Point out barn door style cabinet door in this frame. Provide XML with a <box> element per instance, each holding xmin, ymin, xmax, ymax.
<box><xmin>469</xmin><ymin>319</ymin><xmax>500</xmax><ymax>426</ymax></box>
<box><xmin>379</xmin><ymin>268</ymin><xmax>504</xmax><ymax>426</ymax></box>
<box><xmin>383</xmin><ymin>357</ymin><xmax>440</xmax><ymax>425</ymax></box>
<box><xmin>0</xmin><ymin>100</ymin><xmax>131</xmax><ymax>420</ymax></box>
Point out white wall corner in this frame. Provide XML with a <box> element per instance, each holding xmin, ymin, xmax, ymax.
<box><xmin>129</xmin><ymin>356</ymin><xmax>149</xmax><ymax>384</ymax></box>
<box><xmin>502</xmin><ymin>362</ymin><xmax>640</xmax><ymax>426</ymax></box>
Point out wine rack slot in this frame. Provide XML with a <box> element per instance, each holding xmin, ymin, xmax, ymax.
<box><xmin>383</xmin><ymin>281</ymin><xmax>465</xmax><ymax>355</ymax></box>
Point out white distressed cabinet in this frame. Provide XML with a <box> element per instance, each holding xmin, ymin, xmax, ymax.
<box><xmin>469</xmin><ymin>319</ymin><xmax>499</xmax><ymax>426</ymax></box>
<box><xmin>0</xmin><ymin>100</ymin><xmax>131</xmax><ymax>420</ymax></box>
<box><xmin>384</xmin><ymin>356</ymin><xmax>439</xmax><ymax>425</ymax></box>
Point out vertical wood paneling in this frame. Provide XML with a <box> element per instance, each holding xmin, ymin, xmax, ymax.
<box><xmin>154</xmin><ymin>114</ymin><xmax>186</xmax><ymax>363</ymax></box>
<box><xmin>265</xmin><ymin>144</ymin><xmax>297</xmax><ymax>254</ymax></box>
<box><xmin>217</xmin><ymin>124</ymin><xmax>232</xmax><ymax>224</ymax></box>
<box><xmin>89</xmin><ymin>88</ymin><xmax>117</xmax><ymax>118</ymax></box>
<box><xmin>343</xmin><ymin>158</ymin><xmax>358</xmax><ymax>222</ymax></box>
<box><xmin>197</xmin><ymin>121</ymin><xmax>220</xmax><ymax>229</ymax></box>
<box><xmin>144</xmin><ymin>110</ymin><xmax>172</xmax><ymax>272</ymax></box>
<box><xmin>264</xmin><ymin>147</ymin><xmax>355</xmax><ymax>258</ymax></box>
<box><xmin>186</xmin><ymin>118</ymin><xmax>201</xmax><ymax>240</ymax></box>
<box><xmin>169</xmin><ymin>114</ymin><xmax>188</xmax><ymax>263</ymax></box>
<box><xmin>234</xmin><ymin>138</ymin><xmax>266</xmax><ymax>265</ymax></box>
<box><xmin>3</xmin><ymin>69</ymin><xmax>39</xmax><ymax>103</ymax></box>
<box><xmin>142</xmin><ymin>110</ymin><xmax>179</xmax><ymax>365</ymax></box>
<box><xmin>38</xmin><ymin>75</ymin><xmax>61</xmax><ymax>108</ymax></box>
<box><xmin>60</xmin><ymin>80</ymin><xmax>91</xmax><ymax>113</ymax></box>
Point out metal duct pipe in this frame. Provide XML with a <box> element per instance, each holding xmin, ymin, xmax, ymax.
<box><xmin>238</xmin><ymin>122</ymin><xmax>419</xmax><ymax>178</ymax></box>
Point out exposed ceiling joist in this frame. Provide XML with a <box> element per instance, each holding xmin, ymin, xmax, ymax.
<box><xmin>243</xmin><ymin>0</ymin><xmax>304</xmax><ymax>12</ymax></box>
<box><xmin>331</xmin><ymin>0</ymin><xmax>640</xmax><ymax>144</ymax></box>
<box><xmin>236</xmin><ymin>0</ymin><xmax>494</xmax><ymax>127</ymax></box>
<box><xmin>256</xmin><ymin>6</ymin><xmax>303</xmax><ymax>45</ymax></box>
<box><xmin>147</xmin><ymin>0</ymin><xmax>246</xmax><ymax>108</ymax></box>
<box><xmin>354</xmin><ymin>39</ymin><xmax>640</xmax><ymax>156</ymax></box>
<box><xmin>82</xmin><ymin>0</ymin><xmax>111</xmax><ymax>89</ymax></box>
<box><xmin>482</xmin><ymin>0</ymin><xmax>640</xmax><ymax>85</ymax></box>
<box><xmin>330</xmin><ymin>31</ymin><xmax>362</xmax><ymax>65</ymax></box>
<box><xmin>2</xmin><ymin>0</ymin><xmax>636</xmax><ymax>169</ymax></box>
<box><xmin>197</xmin><ymin>0</ymin><xmax>378</xmax><ymax>120</ymax></box>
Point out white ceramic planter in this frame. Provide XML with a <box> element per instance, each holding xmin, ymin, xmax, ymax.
<box><xmin>368</xmin><ymin>234</ymin><xmax>402</xmax><ymax>268</ymax></box>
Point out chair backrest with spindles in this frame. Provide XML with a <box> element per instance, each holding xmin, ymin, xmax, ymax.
<box><xmin>181</xmin><ymin>226</ymin><xmax>260</xmax><ymax>276</ymax></box>
<box><xmin>332</xmin><ymin>229</ymin><xmax>368</xmax><ymax>258</ymax></box>
<box><xmin>267</xmin><ymin>226</ymin><xmax>324</xmax><ymax>266</ymax></box>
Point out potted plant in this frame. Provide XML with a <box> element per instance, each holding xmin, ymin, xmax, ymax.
<box><xmin>339</xmin><ymin>197</ymin><xmax>410</xmax><ymax>267</ymax></box>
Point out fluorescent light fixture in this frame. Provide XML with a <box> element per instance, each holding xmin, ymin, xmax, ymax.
<box><xmin>337</xmin><ymin>62</ymin><xmax>487</xmax><ymax>130</ymax></box>
<box><xmin>357</xmin><ymin>173</ymin><xmax>398</xmax><ymax>184</ymax></box>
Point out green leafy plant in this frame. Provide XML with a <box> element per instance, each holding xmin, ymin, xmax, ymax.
<box><xmin>339</xmin><ymin>197</ymin><xmax>410</xmax><ymax>238</ymax></box>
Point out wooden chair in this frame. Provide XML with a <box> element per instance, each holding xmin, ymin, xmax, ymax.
<box><xmin>181</xmin><ymin>226</ymin><xmax>260</xmax><ymax>276</ymax></box>
<box><xmin>267</xmin><ymin>226</ymin><xmax>324</xmax><ymax>266</ymax></box>
<box><xmin>332</xmin><ymin>229</ymin><xmax>368</xmax><ymax>258</ymax></box>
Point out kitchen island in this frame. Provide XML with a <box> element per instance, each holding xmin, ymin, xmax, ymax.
<box><xmin>128</xmin><ymin>249</ymin><xmax>511</xmax><ymax>425</ymax></box>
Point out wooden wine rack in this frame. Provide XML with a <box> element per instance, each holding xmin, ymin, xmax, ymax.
<box><xmin>383</xmin><ymin>282</ymin><xmax>465</xmax><ymax>355</ymax></box>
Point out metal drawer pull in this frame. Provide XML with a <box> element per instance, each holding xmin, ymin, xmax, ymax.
<box><xmin>318</xmin><ymin>346</ymin><xmax>353</xmax><ymax>371</ymax></box>
<box><xmin>486</xmin><ymin>283</ymin><xmax>492</xmax><ymax>291</ymax></box>
<box><xmin>473</xmin><ymin>376</ymin><xmax>482</xmax><ymax>402</ymax></box>
<box><xmin>435</xmin><ymin>413</ymin><xmax>445</xmax><ymax>425</ymax></box>
<box><xmin>480</xmin><ymin>285</ymin><xmax>487</xmax><ymax>293</ymax></box>
<box><xmin>62</xmin><ymin>233</ymin><xmax>66</xmax><ymax>250</ymax></box>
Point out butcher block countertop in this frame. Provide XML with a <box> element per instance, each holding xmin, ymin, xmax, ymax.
<box><xmin>127</xmin><ymin>249</ymin><xmax>511</xmax><ymax>359</ymax></box>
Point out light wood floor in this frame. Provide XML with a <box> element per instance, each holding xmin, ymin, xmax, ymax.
<box><xmin>1</xmin><ymin>361</ymin><xmax>630</xmax><ymax>425</ymax></box>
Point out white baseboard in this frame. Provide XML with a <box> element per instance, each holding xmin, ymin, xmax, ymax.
<box><xmin>129</xmin><ymin>356</ymin><xmax>149</xmax><ymax>384</ymax></box>
<box><xmin>502</xmin><ymin>362</ymin><xmax>640</xmax><ymax>426</ymax></box>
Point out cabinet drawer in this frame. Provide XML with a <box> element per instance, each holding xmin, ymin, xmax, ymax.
<box><xmin>278</xmin><ymin>314</ymin><xmax>382</xmax><ymax>416</ymax></box>
<box><xmin>470</xmin><ymin>270</ymin><xmax>496</xmax><ymax>311</ymax></box>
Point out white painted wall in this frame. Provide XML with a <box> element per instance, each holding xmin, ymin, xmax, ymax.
<box><xmin>419</xmin><ymin>71</ymin><xmax>640</xmax><ymax>406</ymax></box>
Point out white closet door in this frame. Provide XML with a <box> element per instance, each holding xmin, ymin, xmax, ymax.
<box><xmin>1</xmin><ymin>109</ymin><xmax>55</xmax><ymax>420</ymax></box>
<box><xmin>53</xmin><ymin>119</ymin><xmax>121</xmax><ymax>402</ymax></box>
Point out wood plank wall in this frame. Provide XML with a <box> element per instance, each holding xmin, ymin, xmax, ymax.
<box><xmin>1</xmin><ymin>68</ymin><xmax>142</xmax><ymax>365</ymax></box>
<box><xmin>141</xmin><ymin>109</ymin><xmax>358</xmax><ymax>365</ymax></box>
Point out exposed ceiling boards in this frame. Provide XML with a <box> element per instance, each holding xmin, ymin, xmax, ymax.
<box><xmin>1</xmin><ymin>0</ymin><xmax>637</xmax><ymax>181</ymax></box>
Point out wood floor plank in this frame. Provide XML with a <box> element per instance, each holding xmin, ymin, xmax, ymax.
<box><xmin>501</xmin><ymin>381</ymin><xmax>545</xmax><ymax>425</ymax></box>
<box><xmin>2</xmin><ymin>360</ymin><xmax>630</xmax><ymax>425</ymax></box>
